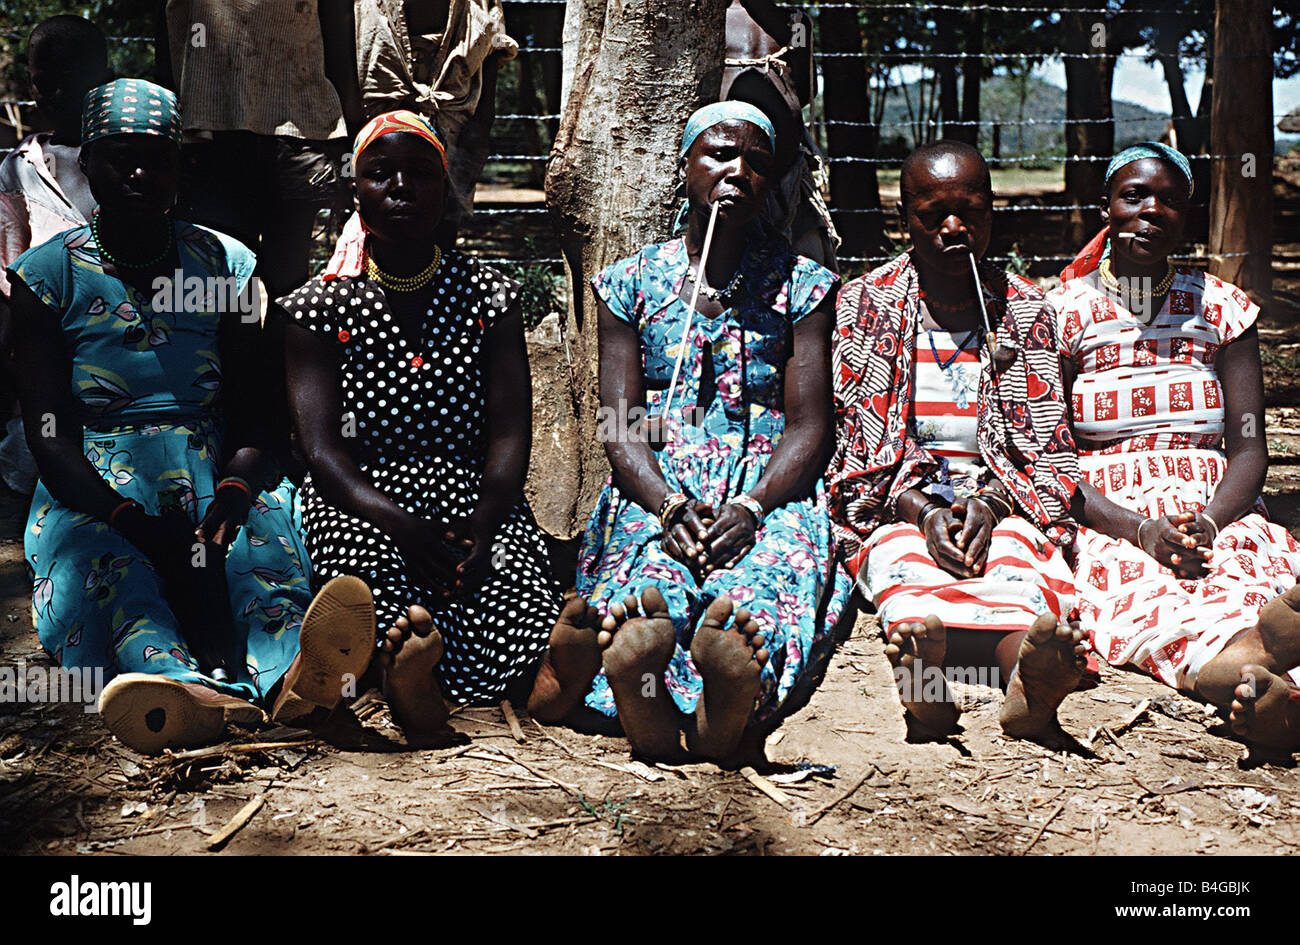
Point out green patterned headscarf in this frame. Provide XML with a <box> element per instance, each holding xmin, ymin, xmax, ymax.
<box><xmin>81</xmin><ymin>78</ymin><xmax>182</xmax><ymax>146</ymax></box>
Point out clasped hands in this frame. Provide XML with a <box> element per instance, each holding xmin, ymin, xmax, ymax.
<box><xmin>922</xmin><ymin>495</ymin><xmax>999</xmax><ymax>580</ymax></box>
<box><xmin>661</xmin><ymin>499</ymin><xmax>758</xmax><ymax>579</ymax></box>
<box><xmin>1136</xmin><ymin>510</ymin><xmax>1215</xmax><ymax>580</ymax></box>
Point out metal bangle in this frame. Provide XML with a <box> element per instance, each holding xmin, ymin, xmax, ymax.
<box><xmin>1201</xmin><ymin>511</ymin><xmax>1220</xmax><ymax>541</ymax></box>
<box><xmin>919</xmin><ymin>503</ymin><xmax>943</xmax><ymax>533</ymax></box>
<box><xmin>1136</xmin><ymin>517</ymin><xmax>1155</xmax><ymax>550</ymax></box>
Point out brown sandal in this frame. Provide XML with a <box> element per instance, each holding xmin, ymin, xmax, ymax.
<box><xmin>271</xmin><ymin>575</ymin><xmax>376</xmax><ymax>721</ymax></box>
<box><xmin>98</xmin><ymin>673</ymin><xmax>265</xmax><ymax>755</ymax></box>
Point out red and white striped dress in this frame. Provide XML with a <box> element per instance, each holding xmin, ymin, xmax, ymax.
<box><xmin>1051</xmin><ymin>269</ymin><xmax>1300</xmax><ymax>694</ymax></box>
<box><xmin>858</xmin><ymin>315</ymin><xmax>1077</xmax><ymax>634</ymax></box>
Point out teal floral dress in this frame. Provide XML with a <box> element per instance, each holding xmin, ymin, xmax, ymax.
<box><xmin>578</xmin><ymin>232</ymin><xmax>853</xmax><ymax>722</ymax></box>
<box><xmin>12</xmin><ymin>222</ymin><xmax>311</xmax><ymax>702</ymax></box>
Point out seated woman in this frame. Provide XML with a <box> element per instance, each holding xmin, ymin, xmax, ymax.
<box><xmin>828</xmin><ymin>141</ymin><xmax>1086</xmax><ymax>743</ymax></box>
<box><xmin>528</xmin><ymin>102</ymin><xmax>852</xmax><ymax>762</ymax></box>
<box><xmin>6</xmin><ymin>79</ymin><xmax>374</xmax><ymax>754</ymax></box>
<box><xmin>1051</xmin><ymin>142</ymin><xmax>1300</xmax><ymax>755</ymax></box>
<box><xmin>279</xmin><ymin>111</ymin><xmax>560</xmax><ymax>747</ymax></box>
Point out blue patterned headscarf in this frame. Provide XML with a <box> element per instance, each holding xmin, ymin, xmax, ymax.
<box><xmin>82</xmin><ymin>78</ymin><xmax>182</xmax><ymax>146</ymax></box>
<box><xmin>680</xmin><ymin>101</ymin><xmax>776</xmax><ymax>157</ymax></box>
<box><xmin>1105</xmin><ymin>141</ymin><xmax>1194</xmax><ymax>197</ymax></box>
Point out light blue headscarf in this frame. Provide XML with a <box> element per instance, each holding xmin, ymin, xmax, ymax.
<box><xmin>680</xmin><ymin>101</ymin><xmax>776</xmax><ymax>157</ymax></box>
<box><xmin>1105</xmin><ymin>141</ymin><xmax>1194</xmax><ymax>197</ymax></box>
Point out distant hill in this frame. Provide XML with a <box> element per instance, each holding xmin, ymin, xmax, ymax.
<box><xmin>873</xmin><ymin>75</ymin><xmax>1169</xmax><ymax>160</ymax></box>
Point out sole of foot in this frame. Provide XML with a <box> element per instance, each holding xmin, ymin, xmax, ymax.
<box><xmin>1230</xmin><ymin>663</ymin><xmax>1300</xmax><ymax>756</ymax></box>
<box><xmin>884</xmin><ymin>615</ymin><xmax>960</xmax><ymax>738</ymax></box>
<box><xmin>602</xmin><ymin>587</ymin><xmax>681</xmax><ymax>760</ymax></box>
<box><xmin>381</xmin><ymin>604</ymin><xmax>449</xmax><ymax>748</ymax></box>
<box><xmin>99</xmin><ymin>673</ymin><xmax>264</xmax><ymax>755</ymax></box>
<box><xmin>527</xmin><ymin>595</ymin><xmax>602</xmax><ymax>723</ymax></box>
<box><xmin>272</xmin><ymin>575</ymin><xmax>376</xmax><ymax>720</ymax></box>
<box><xmin>689</xmin><ymin>596</ymin><xmax>768</xmax><ymax>761</ymax></box>
<box><xmin>999</xmin><ymin>613</ymin><xmax>1087</xmax><ymax>742</ymax></box>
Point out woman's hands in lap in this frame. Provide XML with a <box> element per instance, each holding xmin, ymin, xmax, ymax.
<box><xmin>925</xmin><ymin>497</ymin><xmax>996</xmax><ymax>579</ymax></box>
<box><xmin>1138</xmin><ymin>511</ymin><xmax>1213</xmax><ymax>579</ymax></box>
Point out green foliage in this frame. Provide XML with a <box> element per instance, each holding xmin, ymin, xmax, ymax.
<box><xmin>1</xmin><ymin>1</ymin><xmax>157</xmax><ymax>91</ymax></box>
<box><xmin>496</xmin><ymin>238</ymin><xmax>564</xmax><ymax>331</ymax></box>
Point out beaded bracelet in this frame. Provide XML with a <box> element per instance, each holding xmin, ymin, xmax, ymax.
<box><xmin>217</xmin><ymin>477</ymin><xmax>253</xmax><ymax>500</ymax></box>
<box><xmin>658</xmin><ymin>491</ymin><xmax>690</xmax><ymax>527</ymax></box>
<box><xmin>108</xmin><ymin>499</ymin><xmax>142</xmax><ymax>527</ymax></box>
<box><xmin>730</xmin><ymin>493</ymin><xmax>765</xmax><ymax>528</ymax></box>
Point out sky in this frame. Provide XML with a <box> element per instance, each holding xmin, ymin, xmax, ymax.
<box><xmin>1036</xmin><ymin>52</ymin><xmax>1300</xmax><ymax>129</ymax></box>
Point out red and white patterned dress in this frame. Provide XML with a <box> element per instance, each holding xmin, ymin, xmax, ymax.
<box><xmin>1051</xmin><ymin>269</ymin><xmax>1300</xmax><ymax>694</ymax></box>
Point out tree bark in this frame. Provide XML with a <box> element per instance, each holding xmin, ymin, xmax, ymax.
<box><xmin>532</xmin><ymin>0</ymin><xmax>728</xmax><ymax>540</ymax></box>
<box><xmin>1062</xmin><ymin>11</ymin><xmax>1116</xmax><ymax>247</ymax></box>
<box><xmin>820</xmin><ymin>5</ymin><xmax>883</xmax><ymax>257</ymax></box>
<box><xmin>1208</xmin><ymin>0</ymin><xmax>1272</xmax><ymax>307</ymax></box>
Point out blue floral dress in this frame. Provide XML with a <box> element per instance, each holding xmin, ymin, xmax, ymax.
<box><xmin>12</xmin><ymin>222</ymin><xmax>311</xmax><ymax>703</ymax></box>
<box><xmin>579</xmin><ymin>233</ymin><xmax>853</xmax><ymax>722</ymax></box>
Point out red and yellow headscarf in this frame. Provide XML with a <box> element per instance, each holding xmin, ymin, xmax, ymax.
<box><xmin>352</xmin><ymin>109</ymin><xmax>447</xmax><ymax>171</ymax></box>
<box><xmin>323</xmin><ymin>110</ymin><xmax>447</xmax><ymax>280</ymax></box>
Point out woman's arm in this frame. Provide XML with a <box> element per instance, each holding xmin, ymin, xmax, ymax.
<box><xmin>1206</xmin><ymin>323</ymin><xmax>1268</xmax><ymax>528</ymax></box>
<box><xmin>7</xmin><ymin>273</ymin><xmax>125</xmax><ymax>521</ymax></box>
<box><xmin>596</xmin><ymin>297</ymin><xmax>709</xmax><ymax>569</ymax></box>
<box><xmin>445</xmin><ymin>301</ymin><xmax>531</xmax><ymax>588</ymax></box>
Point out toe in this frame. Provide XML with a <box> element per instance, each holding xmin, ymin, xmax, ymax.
<box><xmin>640</xmin><ymin>586</ymin><xmax>670</xmax><ymax>617</ymax></box>
<box><xmin>754</xmin><ymin>647</ymin><xmax>769</xmax><ymax>666</ymax></box>
<box><xmin>408</xmin><ymin>605</ymin><xmax>433</xmax><ymax>634</ymax></box>
<box><xmin>623</xmin><ymin>595</ymin><xmax>640</xmax><ymax>618</ymax></box>
<box><xmin>609</xmin><ymin>602</ymin><xmax>626</xmax><ymax>622</ymax></box>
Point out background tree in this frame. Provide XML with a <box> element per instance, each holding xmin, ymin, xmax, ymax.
<box><xmin>538</xmin><ymin>0</ymin><xmax>728</xmax><ymax>539</ymax></box>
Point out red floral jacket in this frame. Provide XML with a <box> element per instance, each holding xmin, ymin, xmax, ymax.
<box><xmin>828</xmin><ymin>252</ymin><xmax>1079</xmax><ymax>577</ymax></box>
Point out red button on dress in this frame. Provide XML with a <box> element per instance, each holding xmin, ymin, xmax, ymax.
<box><xmin>411</xmin><ymin>356</ymin><xmax>424</xmax><ymax>369</ymax></box>
<box><xmin>337</xmin><ymin>329</ymin><xmax>351</xmax><ymax>342</ymax></box>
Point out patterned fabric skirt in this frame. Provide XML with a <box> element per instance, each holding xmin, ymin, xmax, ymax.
<box><xmin>576</xmin><ymin>436</ymin><xmax>852</xmax><ymax>723</ymax></box>
<box><xmin>1074</xmin><ymin>449</ymin><xmax>1300</xmax><ymax>695</ymax></box>
<box><xmin>300</xmin><ymin>454</ymin><xmax>561</xmax><ymax>705</ymax></box>
<box><xmin>859</xmin><ymin>516</ymin><xmax>1077</xmax><ymax>634</ymax></box>
<box><xmin>26</xmin><ymin>420</ymin><xmax>310</xmax><ymax>704</ymax></box>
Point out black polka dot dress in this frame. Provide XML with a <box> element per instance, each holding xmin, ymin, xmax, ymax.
<box><xmin>279</xmin><ymin>253</ymin><xmax>560</xmax><ymax>705</ymax></box>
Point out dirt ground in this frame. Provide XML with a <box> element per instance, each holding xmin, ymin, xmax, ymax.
<box><xmin>2</xmin><ymin>177</ymin><xmax>1300</xmax><ymax>857</ymax></box>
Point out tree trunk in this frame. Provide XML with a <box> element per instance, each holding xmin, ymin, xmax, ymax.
<box><xmin>957</xmin><ymin>8</ymin><xmax>982</xmax><ymax>147</ymax></box>
<box><xmin>1208</xmin><ymin>0</ymin><xmax>1272</xmax><ymax>308</ymax></box>
<box><xmin>937</xmin><ymin>10</ymin><xmax>961</xmax><ymax>140</ymax></box>
<box><xmin>534</xmin><ymin>0</ymin><xmax>727</xmax><ymax>540</ymax></box>
<box><xmin>820</xmin><ymin>5</ymin><xmax>883</xmax><ymax>257</ymax></box>
<box><xmin>1062</xmin><ymin>11</ymin><xmax>1116</xmax><ymax>247</ymax></box>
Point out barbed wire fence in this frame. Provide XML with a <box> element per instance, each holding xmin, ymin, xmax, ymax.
<box><xmin>1</xmin><ymin>1</ymin><xmax>1290</xmax><ymax>276</ymax></box>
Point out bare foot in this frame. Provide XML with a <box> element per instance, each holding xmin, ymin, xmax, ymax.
<box><xmin>1230</xmin><ymin>664</ymin><xmax>1300</xmax><ymax>755</ymax></box>
<box><xmin>527</xmin><ymin>596</ymin><xmax>602</xmax><ymax>723</ymax></box>
<box><xmin>601</xmin><ymin>588</ymin><xmax>682</xmax><ymax>760</ymax></box>
<box><xmin>1257</xmin><ymin>584</ymin><xmax>1300</xmax><ymax>669</ymax></box>
<box><xmin>689</xmin><ymin>596</ymin><xmax>768</xmax><ymax>761</ymax></box>
<box><xmin>999</xmin><ymin>613</ymin><xmax>1087</xmax><ymax>741</ymax></box>
<box><xmin>884</xmin><ymin>616</ymin><xmax>960</xmax><ymax>738</ymax></box>
<box><xmin>1198</xmin><ymin>587</ymin><xmax>1300</xmax><ymax>706</ymax></box>
<box><xmin>380</xmin><ymin>605</ymin><xmax>450</xmax><ymax>748</ymax></box>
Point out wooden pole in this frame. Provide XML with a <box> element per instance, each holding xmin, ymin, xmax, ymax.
<box><xmin>1208</xmin><ymin>0</ymin><xmax>1273</xmax><ymax>309</ymax></box>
